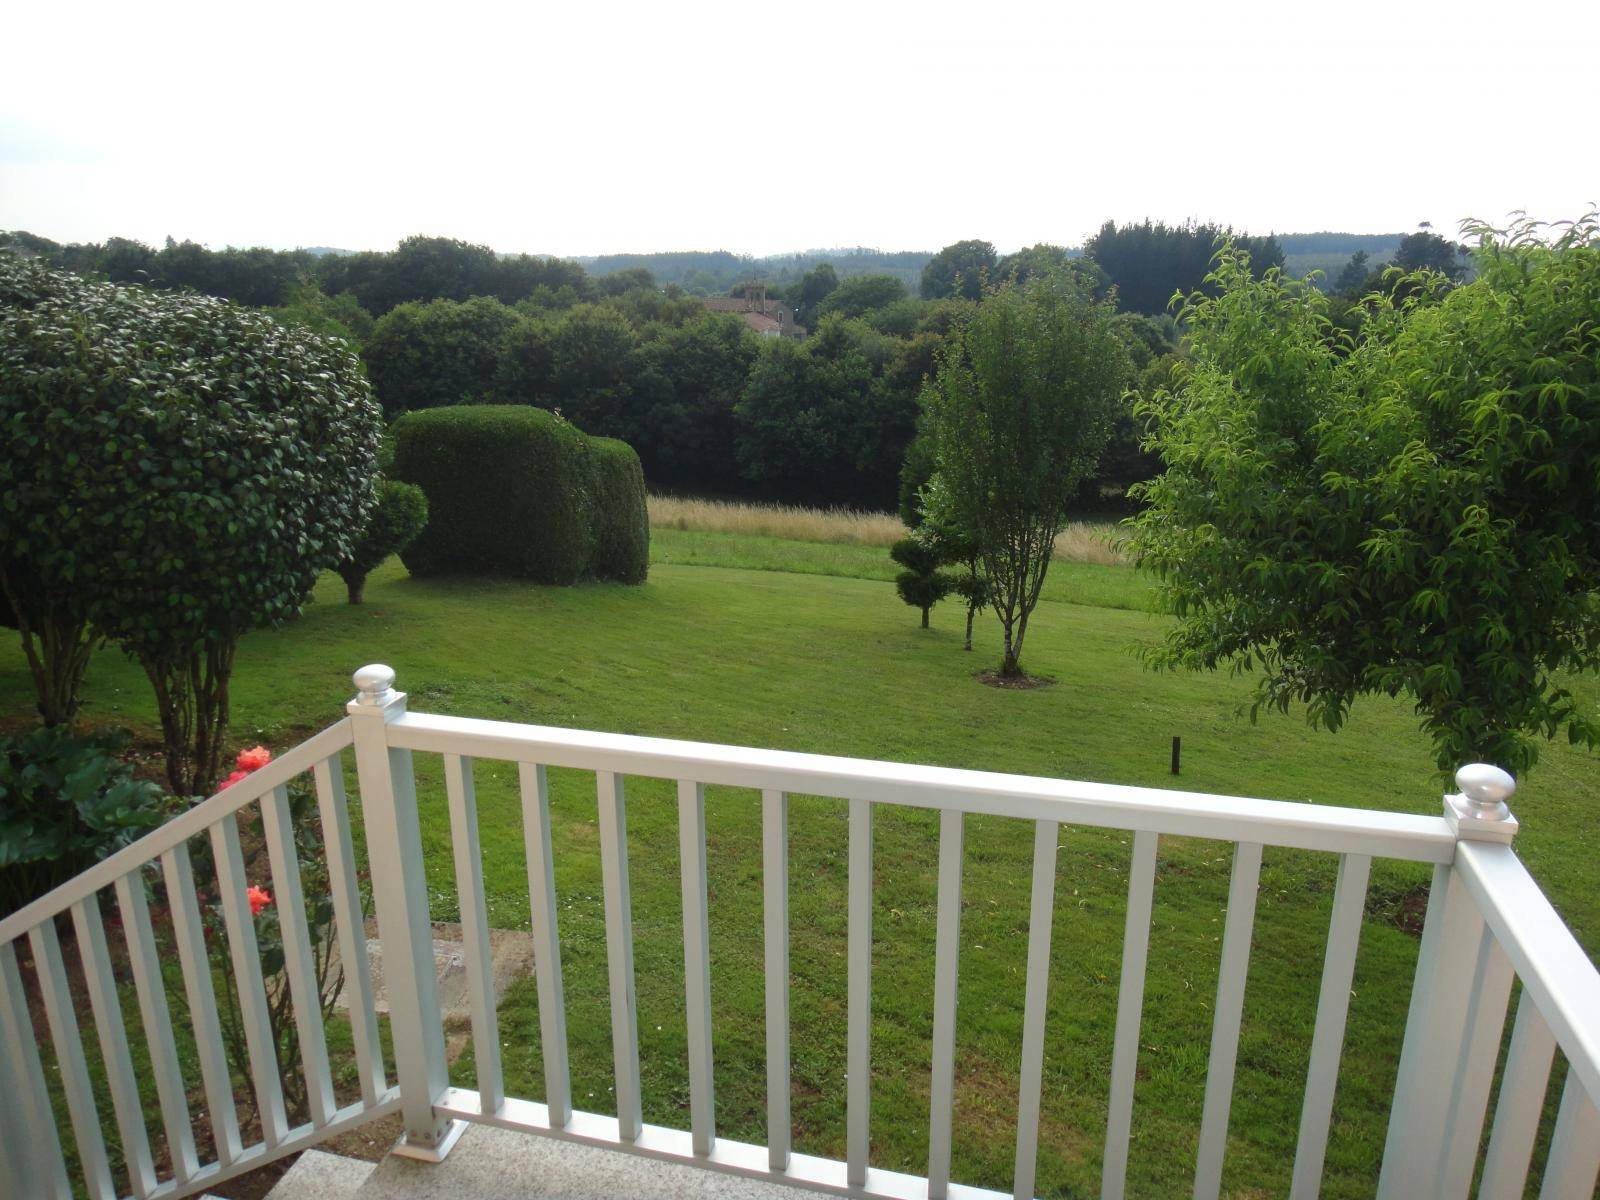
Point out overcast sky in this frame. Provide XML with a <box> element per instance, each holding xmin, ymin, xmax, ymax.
<box><xmin>3</xmin><ymin>0</ymin><xmax>1596</xmax><ymax>258</ymax></box>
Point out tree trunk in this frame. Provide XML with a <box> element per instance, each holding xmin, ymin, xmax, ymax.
<box><xmin>0</xmin><ymin>570</ymin><xmax>98</xmax><ymax>727</ymax></box>
<box><xmin>964</xmin><ymin>602</ymin><xmax>975</xmax><ymax>651</ymax></box>
<box><xmin>921</xmin><ymin>606</ymin><xmax>930</xmax><ymax>629</ymax></box>
<box><xmin>143</xmin><ymin>639</ymin><xmax>235</xmax><ymax>796</ymax></box>
<box><xmin>340</xmin><ymin>567</ymin><xmax>366</xmax><ymax>605</ymax></box>
<box><xmin>999</xmin><ymin>618</ymin><xmax>1021</xmax><ymax>677</ymax></box>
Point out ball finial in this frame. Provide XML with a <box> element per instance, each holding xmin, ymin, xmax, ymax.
<box><xmin>1455</xmin><ymin>763</ymin><xmax>1515</xmax><ymax>815</ymax></box>
<box><xmin>352</xmin><ymin>664</ymin><xmax>397</xmax><ymax>705</ymax></box>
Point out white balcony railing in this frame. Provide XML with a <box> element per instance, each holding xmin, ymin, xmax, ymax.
<box><xmin>0</xmin><ymin>663</ymin><xmax>1597</xmax><ymax>1199</ymax></box>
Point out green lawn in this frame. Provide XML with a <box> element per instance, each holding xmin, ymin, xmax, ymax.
<box><xmin>4</xmin><ymin>539</ymin><xmax>1596</xmax><ymax>1198</ymax></box>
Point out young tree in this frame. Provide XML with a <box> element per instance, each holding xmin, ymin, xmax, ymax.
<box><xmin>0</xmin><ymin>257</ymin><xmax>381</xmax><ymax>793</ymax></box>
<box><xmin>337</xmin><ymin>480</ymin><xmax>430</xmax><ymax>604</ymax></box>
<box><xmin>890</xmin><ymin>537</ymin><xmax>954</xmax><ymax>628</ymax></box>
<box><xmin>916</xmin><ymin>472</ymin><xmax>987</xmax><ymax>652</ymax></box>
<box><xmin>1128</xmin><ymin>217</ymin><xmax>1600</xmax><ymax>778</ymax></box>
<box><xmin>925</xmin><ymin>280</ymin><xmax>1130</xmax><ymax>677</ymax></box>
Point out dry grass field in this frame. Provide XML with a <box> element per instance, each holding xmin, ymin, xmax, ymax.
<box><xmin>647</xmin><ymin>496</ymin><xmax>1127</xmax><ymax>565</ymax></box>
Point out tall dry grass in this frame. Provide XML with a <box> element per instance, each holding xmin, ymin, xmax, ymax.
<box><xmin>647</xmin><ymin>495</ymin><xmax>1127</xmax><ymax>565</ymax></box>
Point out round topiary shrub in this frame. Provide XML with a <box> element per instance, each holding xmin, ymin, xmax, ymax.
<box><xmin>0</xmin><ymin>255</ymin><xmax>382</xmax><ymax>793</ymax></box>
<box><xmin>588</xmin><ymin>437</ymin><xmax>649</xmax><ymax>584</ymax></box>
<box><xmin>391</xmin><ymin>405</ymin><xmax>599</xmax><ymax>583</ymax></box>
<box><xmin>337</xmin><ymin>479</ymin><xmax>430</xmax><ymax>604</ymax></box>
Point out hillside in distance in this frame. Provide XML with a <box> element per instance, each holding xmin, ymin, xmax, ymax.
<box><xmin>572</xmin><ymin>247</ymin><xmax>934</xmax><ymax>293</ymax></box>
<box><xmin>1276</xmin><ymin>231</ymin><xmax>1405</xmax><ymax>282</ymax></box>
<box><xmin>574</xmin><ymin>234</ymin><xmax>1408</xmax><ymax>293</ymax></box>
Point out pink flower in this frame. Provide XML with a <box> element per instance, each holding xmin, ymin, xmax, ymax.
<box><xmin>236</xmin><ymin>745</ymin><xmax>272</xmax><ymax>772</ymax></box>
<box><xmin>247</xmin><ymin>886</ymin><xmax>273</xmax><ymax>917</ymax></box>
<box><xmin>218</xmin><ymin>769</ymin><xmax>251</xmax><ymax>791</ymax></box>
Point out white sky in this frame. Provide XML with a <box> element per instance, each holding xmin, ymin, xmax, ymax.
<box><xmin>3</xmin><ymin>0</ymin><xmax>1597</xmax><ymax>258</ymax></box>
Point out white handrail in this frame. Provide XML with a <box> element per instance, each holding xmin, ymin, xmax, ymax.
<box><xmin>9</xmin><ymin>663</ymin><xmax>1600</xmax><ymax>1200</ymax></box>
<box><xmin>385</xmin><ymin>710</ymin><xmax>1457</xmax><ymax>862</ymax></box>
<box><xmin>0</xmin><ymin>717</ymin><xmax>354</xmax><ymax>946</ymax></box>
<box><xmin>1455</xmin><ymin>840</ymin><xmax>1600</xmax><ymax>1107</ymax></box>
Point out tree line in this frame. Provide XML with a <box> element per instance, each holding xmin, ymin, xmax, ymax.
<box><xmin>2</xmin><ymin>223</ymin><xmax>1305</xmax><ymax>510</ymax></box>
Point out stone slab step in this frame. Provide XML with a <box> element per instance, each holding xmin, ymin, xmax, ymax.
<box><xmin>265</xmin><ymin>1148</ymin><xmax>377</xmax><ymax>1200</ymax></box>
<box><xmin>355</xmin><ymin>1124</ymin><xmax>807</xmax><ymax>1199</ymax></box>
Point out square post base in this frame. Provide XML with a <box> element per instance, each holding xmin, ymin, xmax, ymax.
<box><xmin>389</xmin><ymin>1117</ymin><xmax>469</xmax><ymax>1163</ymax></box>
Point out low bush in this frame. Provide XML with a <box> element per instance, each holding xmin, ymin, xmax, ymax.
<box><xmin>337</xmin><ymin>479</ymin><xmax>430</xmax><ymax>604</ymax></box>
<box><xmin>0</xmin><ymin>727</ymin><xmax>168</xmax><ymax>916</ymax></box>
<box><xmin>391</xmin><ymin>405</ymin><xmax>647</xmax><ymax>585</ymax></box>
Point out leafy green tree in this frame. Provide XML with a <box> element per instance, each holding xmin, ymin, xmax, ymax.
<box><xmin>337</xmin><ymin>480</ymin><xmax>430</xmax><ymax>604</ymax></box>
<box><xmin>271</xmin><ymin>283</ymin><xmax>375</xmax><ymax>349</ymax></box>
<box><xmin>915</xmin><ymin>471</ymin><xmax>987</xmax><ymax>651</ymax></box>
<box><xmin>920</xmin><ymin>239</ymin><xmax>997</xmax><ymax>301</ymax></box>
<box><xmin>629</xmin><ymin>314</ymin><xmax>758</xmax><ymax>490</ymax></box>
<box><xmin>995</xmin><ymin>244</ymin><xmax>1108</xmax><ymax>296</ymax></box>
<box><xmin>1085</xmin><ymin>219</ymin><xmax>1284</xmax><ymax>315</ymax></box>
<box><xmin>548</xmin><ymin>303</ymin><xmax>640</xmax><ymax>434</ymax></box>
<box><xmin>373</xmin><ymin>234</ymin><xmax>501</xmax><ymax>312</ymax></box>
<box><xmin>98</xmin><ymin>236</ymin><xmax>158</xmax><ymax>284</ymax></box>
<box><xmin>1127</xmin><ymin>218</ymin><xmax>1600</xmax><ymax>777</ymax></box>
<box><xmin>596</xmin><ymin>267</ymin><xmax>656</xmax><ymax>297</ymax></box>
<box><xmin>789</xmin><ymin>262</ymin><xmax>838</xmax><ymax>328</ymax></box>
<box><xmin>495</xmin><ymin>314</ymin><xmax>556</xmax><ymax>403</ymax></box>
<box><xmin>0</xmin><ymin>258</ymin><xmax>381</xmax><ymax>792</ymax></box>
<box><xmin>890</xmin><ymin>537</ymin><xmax>954</xmax><ymax>628</ymax></box>
<box><xmin>319</xmin><ymin>235</ymin><xmax>504</xmax><ymax>315</ymax></box>
<box><xmin>817</xmin><ymin>273</ymin><xmax>907</xmax><ymax>320</ymax></box>
<box><xmin>865</xmin><ymin>297</ymin><xmax>926</xmax><ymax>338</ymax></box>
<box><xmin>364</xmin><ymin>296</ymin><xmax>522</xmax><ymax>414</ymax></box>
<box><xmin>1393</xmin><ymin>227</ymin><xmax>1467</xmax><ymax>280</ymax></box>
<box><xmin>153</xmin><ymin>241</ymin><xmax>311</xmax><ymax>306</ymax></box>
<box><xmin>925</xmin><ymin>280</ymin><xmax>1130</xmax><ymax>677</ymax></box>
<box><xmin>735</xmin><ymin>316</ymin><xmax>914</xmax><ymax>508</ymax></box>
<box><xmin>1334</xmin><ymin>250</ymin><xmax>1372</xmax><ymax>294</ymax></box>
<box><xmin>493</xmin><ymin>254</ymin><xmax>592</xmax><ymax>306</ymax></box>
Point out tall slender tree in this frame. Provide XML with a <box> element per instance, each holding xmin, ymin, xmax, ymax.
<box><xmin>924</xmin><ymin>280</ymin><xmax>1130</xmax><ymax>678</ymax></box>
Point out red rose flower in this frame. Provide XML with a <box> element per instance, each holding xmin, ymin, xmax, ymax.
<box><xmin>247</xmin><ymin>886</ymin><xmax>273</xmax><ymax>917</ymax></box>
<box><xmin>236</xmin><ymin>745</ymin><xmax>272</xmax><ymax>772</ymax></box>
<box><xmin>218</xmin><ymin>769</ymin><xmax>251</xmax><ymax>791</ymax></box>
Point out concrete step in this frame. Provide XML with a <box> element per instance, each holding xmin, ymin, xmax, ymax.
<box><xmin>265</xmin><ymin>1148</ymin><xmax>377</xmax><ymax>1200</ymax></box>
<box><xmin>354</xmin><ymin>1124</ymin><xmax>806</xmax><ymax>1199</ymax></box>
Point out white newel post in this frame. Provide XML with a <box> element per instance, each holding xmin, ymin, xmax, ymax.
<box><xmin>1376</xmin><ymin>764</ymin><xmax>1519</xmax><ymax>1200</ymax></box>
<box><xmin>348</xmin><ymin>664</ymin><xmax>466</xmax><ymax>1161</ymax></box>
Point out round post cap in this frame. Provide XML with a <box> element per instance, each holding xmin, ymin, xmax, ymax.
<box><xmin>1456</xmin><ymin>762</ymin><xmax>1515</xmax><ymax>810</ymax></box>
<box><xmin>353</xmin><ymin>664</ymin><xmax>397</xmax><ymax>704</ymax></box>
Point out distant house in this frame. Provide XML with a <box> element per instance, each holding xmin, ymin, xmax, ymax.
<box><xmin>701</xmin><ymin>285</ymin><xmax>805</xmax><ymax>338</ymax></box>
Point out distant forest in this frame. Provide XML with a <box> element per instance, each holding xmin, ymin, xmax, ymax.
<box><xmin>1276</xmin><ymin>232</ymin><xmax>1405</xmax><ymax>282</ymax></box>
<box><xmin>297</xmin><ymin>233</ymin><xmax>1408</xmax><ymax>294</ymax></box>
<box><xmin>575</xmin><ymin>235</ymin><xmax>1409</xmax><ymax>293</ymax></box>
<box><xmin>573</xmin><ymin>248</ymin><xmax>935</xmax><ymax>294</ymax></box>
<box><xmin>0</xmin><ymin>220</ymin><xmax>1466</xmax><ymax>512</ymax></box>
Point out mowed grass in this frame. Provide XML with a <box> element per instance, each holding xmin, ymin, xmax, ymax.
<box><xmin>650</xmin><ymin>528</ymin><xmax>1151</xmax><ymax>612</ymax></box>
<box><xmin>5</xmin><ymin>548</ymin><xmax>1597</xmax><ymax>1198</ymax></box>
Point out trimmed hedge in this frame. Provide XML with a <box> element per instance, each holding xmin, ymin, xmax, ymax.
<box><xmin>390</xmin><ymin>405</ymin><xmax>647</xmax><ymax>585</ymax></box>
<box><xmin>588</xmin><ymin>437</ymin><xmax>649</xmax><ymax>583</ymax></box>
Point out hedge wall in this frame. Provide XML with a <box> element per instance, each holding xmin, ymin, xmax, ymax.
<box><xmin>588</xmin><ymin>437</ymin><xmax>649</xmax><ymax>583</ymax></box>
<box><xmin>390</xmin><ymin>405</ymin><xmax>647</xmax><ymax>585</ymax></box>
